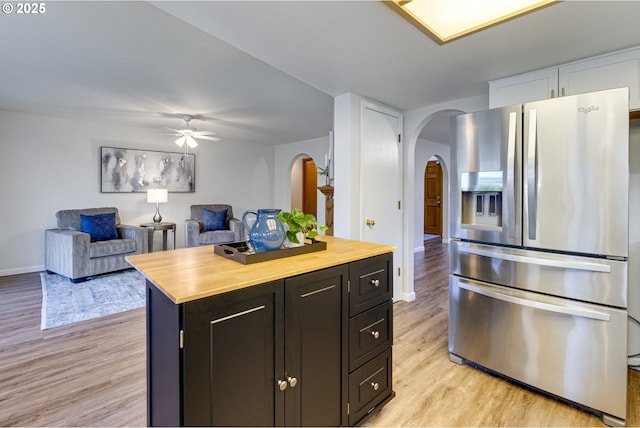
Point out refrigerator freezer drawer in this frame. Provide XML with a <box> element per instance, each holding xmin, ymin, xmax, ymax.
<box><xmin>449</xmin><ymin>275</ymin><xmax>628</xmax><ymax>420</ymax></box>
<box><xmin>450</xmin><ymin>241</ymin><xmax>627</xmax><ymax>308</ymax></box>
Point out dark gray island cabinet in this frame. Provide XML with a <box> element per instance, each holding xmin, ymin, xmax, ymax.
<box><xmin>127</xmin><ymin>236</ymin><xmax>395</xmax><ymax>427</ymax></box>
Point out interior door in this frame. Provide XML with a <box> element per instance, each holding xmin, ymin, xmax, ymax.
<box><xmin>302</xmin><ymin>158</ymin><xmax>317</xmax><ymax>217</ymax></box>
<box><xmin>360</xmin><ymin>102</ymin><xmax>402</xmax><ymax>300</ymax></box>
<box><xmin>424</xmin><ymin>160</ymin><xmax>442</xmax><ymax>235</ymax></box>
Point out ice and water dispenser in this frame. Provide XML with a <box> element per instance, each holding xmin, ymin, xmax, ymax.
<box><xmin>460</xmin><ymin>171</ymin><xmax>503</xmax><ymax>230</ymax></box>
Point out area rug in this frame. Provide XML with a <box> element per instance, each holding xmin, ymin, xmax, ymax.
<box><xmin>40</xmin><ymin>269</ymin><xmax>146</xmax><ymax>330</ymax></box>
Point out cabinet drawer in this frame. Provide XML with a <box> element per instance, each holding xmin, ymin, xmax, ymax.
<box><xmin>349</xmin><ymin>253</ymin><xmax>392</xmax><ymax>315</ymax></box>
<box><xmin>349</xmin><ymin>301</ymin><xmax>392</xmax><ymax>371</ymax></box>
<box><xmin>348</xmin><ymin>348</ymin><xmax>392</xmax><ymax>426</ymax></box>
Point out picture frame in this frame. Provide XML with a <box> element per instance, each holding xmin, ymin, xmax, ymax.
<box><xmin>100</xmin><ymin>146</ymin><xmax>195</xmax><ymax>193</ymax></box>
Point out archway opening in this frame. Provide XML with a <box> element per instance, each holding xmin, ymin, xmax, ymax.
<box><xmin>288</xmin><ymin>154</ymin><xmax>318</xmax><ymax>217</ymax></box>
<box><xmin>413</xmin><ymin>109</ymin><xmax>461</xmax><ymax>252</ymax></box>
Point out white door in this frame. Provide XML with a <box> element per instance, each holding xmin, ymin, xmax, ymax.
<box><xmin>361</xmin><ymin>102</ymin><xmax>402</xmax><ymax>300</ymax></box>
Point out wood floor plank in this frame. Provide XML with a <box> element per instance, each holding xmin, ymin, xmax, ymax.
<box><xmin>0</xmin><ymin>245</ymin><xmax>637</xmax><ymax>426</ymax></box>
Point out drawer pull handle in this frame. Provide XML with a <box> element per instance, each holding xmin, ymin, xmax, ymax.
<box><xmin>371</xmin><ymin>330</ymin><xmax>380</xmax><ymax>339</ymax></box>
<box><xmin>371</xmin><ymin>382</ymin><xmax>380</xmax><ymax>391</ymax></box>
<box><xmin>370</xmin><ymin>279</ymin><xmax>380</xmax><ymax>287</ymax></box>
<box><xmin>287</xmin><ymin>376</ymin><xmax>298</xmax><ymax>388</ymax></box>
<box><xmin>277</xmin><ymin>380</ymin><xmax>288</xmax><ymax>391</ymax></box>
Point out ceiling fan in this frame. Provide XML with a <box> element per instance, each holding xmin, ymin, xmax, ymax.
<box><xmin>167</xmin><ymin>115</ymin><xmax>220</xmax><ymax>152</ymax></box>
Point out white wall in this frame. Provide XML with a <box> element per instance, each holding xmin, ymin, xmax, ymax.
<box><xmin>333</xmin><ymin>93</ymin><xmax>362</xmax><ymax>239</ymax></box>
<box><xmin>273</xmin><ymin>135</ymin><xmax>329</xmax><ymax>229</ymax></box>
<box><xmin>0</xmin><ymin>110</ymin><xmax>274</xmax><ymax>275</ymax></box>
<box><xmin>413</xmin><ymin>139</ymin><xmax>450</xmax><ymax>251</ymax></box>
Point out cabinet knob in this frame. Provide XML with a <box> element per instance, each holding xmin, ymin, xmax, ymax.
<box><xmin>277</xmin><ymin>380</ymin><xmax>288</xmax><ymax>391</ymax></box>
<box><xmin>371</xmin><ymin>330</ymin><xmax>380</xmax><ymax>339</ymax></box>
<box><xmin>287</xmin><ymin>376</ymin><xmax>298</xmax><ymax>388</ymax></box>
<box><xmin>371</xmin><ymin>382</ymin><xmax>380</xmax><ymax>391</ymax></box>
<box><xmin>370</xmin><ymin>278</ymin><xmax>380</xmax><ymax>287</ymax></box>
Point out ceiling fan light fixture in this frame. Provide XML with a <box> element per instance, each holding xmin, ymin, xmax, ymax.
<box><xmin>167</xmin><ymin>114</ymin><xmax>218</xmax><ymax>153</ymax></box>
<box><xmin>186</xmin><ymin>136</ymin><xmax>198</xmax><ymax>148</ymax></box>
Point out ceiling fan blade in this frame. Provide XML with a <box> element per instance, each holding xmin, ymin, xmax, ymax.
<box><xmin>166</xmin><ymin>127</ymin><xmax>184</xmax><ymax>133</ymax></box>
<box><xmin>196</xmin><ymin>135</ymin><xmax>221</xmax><ymax>142</ymax></box>
<box><xmin>175</xmin><ymin>136</ymin><xmax>186</xmax><ymax>147</ymax></box>
<box><xmin>193</xmin><ymin>130</ymin><xmax>216</xmax><ymax>136</ymax></box>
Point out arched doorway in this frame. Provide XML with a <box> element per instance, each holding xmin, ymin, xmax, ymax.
<box><xmin>413</xmin><ymin>109</ymin><xmax>460</xmax><ymax>252</ymax></box>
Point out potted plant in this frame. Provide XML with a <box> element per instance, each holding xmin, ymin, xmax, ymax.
<box><xmin>278</xmin><ymin>208</ymin><xmax>327</xmax><ymax>247</ymax></box>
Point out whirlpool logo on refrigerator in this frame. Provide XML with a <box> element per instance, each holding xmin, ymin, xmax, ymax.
<box><xmin>578</xmin><ymin>105</ymin><xmax>600</xmax><ymax>114</ymax></box>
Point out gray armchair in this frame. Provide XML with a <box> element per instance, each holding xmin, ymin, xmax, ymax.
<box><xmin>45</xmin><ymin>207</ymin><xmax>148</xmax><ymax>283</ymax></box>
<box><xmin>186</xmin><ymin>204</ymin><xmax>245</xmax><ymax>247</ymax></box>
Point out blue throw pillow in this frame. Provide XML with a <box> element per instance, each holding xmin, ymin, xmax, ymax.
<box><xmin>202</xmin><ymin>208</ymin><xmax>228</xmax><ymax>232</ymax></box>
<box><xmin>80</xmin><ymin>213</ymin><xmax>119</xmax><ymax>242</ymax></box>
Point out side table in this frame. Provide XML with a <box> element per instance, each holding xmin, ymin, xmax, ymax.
<box><xmin>140</xmin><ymin>222</ymin><xmax>176</xmax><ymax>252</ymax></box>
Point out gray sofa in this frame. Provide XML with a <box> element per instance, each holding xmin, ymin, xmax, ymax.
<box><xmin>45</xmin><ymin>207</ymin><xmax>148</xmax><ymax>282</ymax></box>
<box><xmin>186</xmin><ymin>204</ymin><xmax>245</xmax><ymax>247</ymax></box>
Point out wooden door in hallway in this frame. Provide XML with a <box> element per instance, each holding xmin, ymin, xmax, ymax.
<box><xmin>424</xmin><ymin>160</ymin><xmax>442</xmax><ymax>235</ymax></box>
<box><xmin>302</xmin><ymin>158</ymin><xmax>317</xmax><ymax>217</ymax></box>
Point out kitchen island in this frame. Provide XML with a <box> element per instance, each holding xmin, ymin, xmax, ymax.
<box><xmin>126</xmin><ymin>236</ymin><xmax>396</xmax><ymax>427</ymax></box>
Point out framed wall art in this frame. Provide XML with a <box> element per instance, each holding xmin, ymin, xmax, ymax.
<box><xmin>100</xmin><ymin>147</ymin><xmax>195</xmax><ymax>193</ymax></box>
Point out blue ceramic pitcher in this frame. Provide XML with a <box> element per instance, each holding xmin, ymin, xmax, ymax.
<box><xmin>241</xmin><ymin>209</ymin><xmax>285</xmax><ymax>253</ymax></box>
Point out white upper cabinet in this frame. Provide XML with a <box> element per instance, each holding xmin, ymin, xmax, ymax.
<box><xmin>559</xmin><ymin>48</ymin><xmax>639</xmax><ymax>104</ymax></box>
<box><xmin>490</xmin><ymin>47</ymin><xmax>640</xmax><ymax>109</ymax></box>
<box><xmin>489</xmin><ymin>67</ymin><xmax>558</xmax><ymax>108</ymax></box>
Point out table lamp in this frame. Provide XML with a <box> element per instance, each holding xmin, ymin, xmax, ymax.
<box><xmin>147</xmin><ymin>188</ymin><xmax>168</xmax><ymax>223</ymax></box>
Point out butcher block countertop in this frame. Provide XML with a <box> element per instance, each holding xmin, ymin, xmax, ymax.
<box><xmin>126</xmin><ymin>236</ymin><xmax>396</xmax><ymax>304</ymax></box>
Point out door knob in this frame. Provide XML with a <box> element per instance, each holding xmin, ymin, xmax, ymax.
<box><xmin>287</xmin><ymin>376</ymin><xmax>298</xmax><ymax>388</ymax></box>
<box><xmin>277</xmin><ymin>380</ymin><xmax>288</xmax><ymax>391</ymax></box>
<box><xmin>365</xmin><ymin>219</ymin><xmax>375</xmax><ymax>227</ymax></box>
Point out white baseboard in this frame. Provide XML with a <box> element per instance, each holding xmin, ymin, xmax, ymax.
<box><xmin>402</xmin><ymin>291</ymin><xmax>416</xmax><ymax>302</ymax></box>
<box><xmin>0</xmin><ymin>264</ymin><xmax>44</xmax><ymax>277</ymax></box>
<box><xmin>414</xmin><ymin>245</ymin><xmax>425</xmax><ymax>253</ymax></box>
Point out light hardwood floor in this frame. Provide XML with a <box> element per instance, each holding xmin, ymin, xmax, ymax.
<box><xmin>0</xmin><ymin>240</ymin><xmax>637</xmax><ymax>426</ymax></box>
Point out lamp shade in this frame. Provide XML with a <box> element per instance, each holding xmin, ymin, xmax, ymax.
<box><xmin>147</xmin><ymin>188</ymin><xmax>168</xmax><ymax>204</ymax></box>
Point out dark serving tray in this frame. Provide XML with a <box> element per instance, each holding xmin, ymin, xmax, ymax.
<box><xmin>214</xmin><ymin>240</ymin><xmax>327</xmax><ymax>264</ymax></box>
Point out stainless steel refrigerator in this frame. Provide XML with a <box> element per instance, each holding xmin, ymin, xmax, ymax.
<box><xmin>449</xmin><ymin>87</ymin><xmax>630</xmax><ymax>426</ymax></box>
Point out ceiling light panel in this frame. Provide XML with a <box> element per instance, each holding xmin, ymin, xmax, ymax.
<box><xmin>387</xmin><ymin>0</ymin><xmax>557</xmax><ymax>44</ymax></box>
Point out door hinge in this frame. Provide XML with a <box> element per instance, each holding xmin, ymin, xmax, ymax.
<box><xmin>397</xmin><ymin>267</ymin><xmax>401</xmax><ymax>276</ymax></box>
<box><xmin>347</xmin><ymin>280</ymin><xmax>351</xmax><ymax>293</ymax></box>
<box><xmin>179</xmin><ymin>330</ymin><xmax>184</xmax><ymax>349</ymax></box>
<box><xmin>347</xmin><ymin>402</ymin><xmax>350</xmax><ymax>415</ymax></box>
<box><xmin>397</xmin><ymin>200</ymin><xmax>401</xmax><ymax>210</ymax></box>
<box><xmin>397</xmin><ymin>134</ymin><xmax>401</xmax><ymax>143</ymax></box>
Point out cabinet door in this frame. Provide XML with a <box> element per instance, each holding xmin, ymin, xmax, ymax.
<box><xmin>489</xmin><ymin>67</ymin><xmax>558</xmax><ymax>108</ymax></box>
<box><xmin>182</xmin><ymin>281</ymin><xmax>284</xmax><ymax>427</ymax></box>
<box><xmin>284</xmin><ymin>265</ymin><xmax>348</xmax><ymax>427</ymax></box>
<box><xmin>559</xmin><ymin>48</ymin><xmax>640</xmax><ymax>109</ymax></box>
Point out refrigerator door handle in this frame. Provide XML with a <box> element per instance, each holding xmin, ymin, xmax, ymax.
<box><xmin>458</xmin><ymin>244</ymin><xmax>612</xmax><ymax>273</ymax></box>
<box><xmin>527</xmin><ymin>109</ymin><xmax>538</xmax><ymax>240</ymax></box>
<box><xmin>457</xmin><ymin>279</ymin><xmax>611</xmax><ymax>322</ymax></box>
<box><xmin>507</xmin><ymin>111</ymin><xmax>517</xmax><ymax>239</ymax></box>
